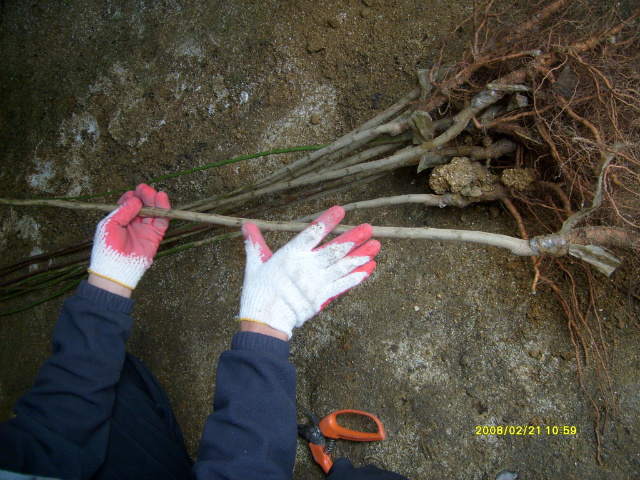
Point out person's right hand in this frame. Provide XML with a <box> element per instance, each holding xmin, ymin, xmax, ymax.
<box><xmin>237</xmin><ymin>206</ymin><xmax>380</xmax><ymax>339</ymax></box>
<box><xmin>88</xmin><ymin>183</ymin><xmax>170</xmax><ymax>290</ymax></box>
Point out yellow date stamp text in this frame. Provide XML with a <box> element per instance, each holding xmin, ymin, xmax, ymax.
<box><xmin>475</xmin><ymin>425</ymin><xmax>578</xmax><ymax>436</ymax></box>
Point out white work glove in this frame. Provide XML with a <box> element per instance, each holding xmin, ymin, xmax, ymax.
<box><xmin>88</xmin><ymin>183</ymin><xmax>170</xmax><ymax>289</ymax></box>
<box><xmin>237</xmin><ymin>206</ymin><xmax>381</xmax><ymax>339</ymax></box>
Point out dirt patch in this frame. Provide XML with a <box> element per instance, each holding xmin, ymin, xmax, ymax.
<box><xmin>428</xmin><ymin>157</ymin><xmax>497</xmax><ymax>197</ymax></box>
<box><xmin>1</xmin><ymin>1</ymin><xmax>639</xmax><ymax>479</ymax></box>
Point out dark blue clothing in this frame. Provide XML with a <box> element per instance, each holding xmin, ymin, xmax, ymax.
<box><xmin>194</xmin><ymin>332</ymin><xmax>296</xmax><ymax>479</ymax></box>
<box><xmin>0</xmin><ymin>281</ymin><xmax>407</xmax><ymax>480</ymax></box>
<box><xmin>0</xmin><ymin>281</ymin><xmax>296</xmax><ymax>480</ymax></box>
<box><xmin>1</xmin><ymin>281</ymin><xmax>140</xmax><ymax>479</ymax></box>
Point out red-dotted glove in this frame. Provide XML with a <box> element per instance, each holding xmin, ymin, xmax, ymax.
<box><xmin>88</xmin><ymin>184</ymin><xmax>170</xmax><ymax>289</ymax></box>
<box><xmin>237</xmin><ymin>206</ymin><xmax>380</xmax><ymax>339</ymax></box>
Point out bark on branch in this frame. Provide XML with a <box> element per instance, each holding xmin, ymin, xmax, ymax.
<box><xmin>1</xmin><ymin>197</ymin><xmax>633</xmax><ymax>270</ymax></box>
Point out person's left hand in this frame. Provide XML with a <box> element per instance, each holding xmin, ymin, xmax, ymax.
<box><xmin>237</xmin><ymin>206</ymin><xmax>380</xmax><ymax>339</ymax></box>
<box><xmin>88</xmin><ymin>183</ymin><xmax>170</xmax><ymax>289</ymax></box>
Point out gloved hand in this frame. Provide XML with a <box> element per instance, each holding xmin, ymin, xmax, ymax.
<box><xmin>88</xmin><ymin>183</ymin><xmax>171</xmax><ymax>289</ymax></box>
<box><xmin>237</xmin><ymin>206</ymin><xmax>380</xmax><ymax>339</ymax></box>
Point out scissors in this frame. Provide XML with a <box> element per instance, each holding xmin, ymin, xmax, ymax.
<box><xmin>298</xmin><ymin>408</ymin><xmax>386</xmax><ymax>474</ymax></box>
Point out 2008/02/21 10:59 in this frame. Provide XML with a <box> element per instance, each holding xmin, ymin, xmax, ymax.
<box><xmin>475</xmin><ymin>425</ymin><xmax>578</xmax><ymax>436</ymax></box>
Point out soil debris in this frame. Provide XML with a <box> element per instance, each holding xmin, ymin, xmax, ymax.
<box><xmin>429</xmin><ymin>157</ymin><xmax>497</xmax><ymax>197</ymax></box>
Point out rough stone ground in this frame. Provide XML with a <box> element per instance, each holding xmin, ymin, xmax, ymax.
<box><xmin>1</xmin><ymin>1</ymin><xmax>638</xmax><ymax>479</ymax></box>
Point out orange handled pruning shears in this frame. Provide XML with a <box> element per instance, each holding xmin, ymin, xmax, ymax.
<box><xmin>298</xmin><ymin>408</ymin><xmax>386</xmax><ymax>474</ymax></box>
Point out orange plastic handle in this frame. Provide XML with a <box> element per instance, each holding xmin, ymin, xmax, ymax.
<box><xmin>318</xmin><ymin>409</ymin><xmax>386</xmax><ymax>442</ymax></box>
<box><xmin>310</xmin><ymin>443</ymin><xmax>334</xmax><ymax>474</ymax></box>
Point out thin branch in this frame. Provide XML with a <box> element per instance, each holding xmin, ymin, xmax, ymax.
<box><xmin>422</xmin><ymin>88</ymin><xmax>504</xmax><ymax>150</ymax></box>
<box><xmin>0</xmin><ymin>197</ymin><xmax>533</xmax><ymax>255</ymax></box>
<box><xmin>250</xmin><ymin>95</ymin><xmax>417</xmax><ymax>189</ymax></box>
<box><xmin>2</xmin><ymin>196</ymin><xmax>636</xmax><ymax>263</ymax></box>
<box><xmin>296</xmin><ymin>188</ymin><xmax>508</xmax><ymax>223</ymax></box>
<box><xmin>189</xmin><ymin>145</ymin><xmax>427</xmax><ymax>213</ymax></box>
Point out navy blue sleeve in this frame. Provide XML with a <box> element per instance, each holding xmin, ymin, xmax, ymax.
<box><xmin>0</xmin><ymin>280</ymin><xmax>135</xmax><ymax>479</ymax></box>
<box><xmin>193</xmin><ymin>331</ymin><xmax>297</xmax><ymax>480</ymax></box>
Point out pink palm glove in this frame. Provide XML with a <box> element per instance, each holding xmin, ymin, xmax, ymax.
<box><xmin>238</xmin><ymin>206</ymin><xmax>381</xmax><ymax>339</ymax></box>
<box><xmin>88</xmin><ymin>184</ymin><xmax>171</xmax><ymax>289</ymax></box>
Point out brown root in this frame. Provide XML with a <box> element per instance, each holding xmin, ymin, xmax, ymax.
<box><xmin>419</xmin><ymin>0</ymin><xmax>640</xmax><ymax>461</ymax></box>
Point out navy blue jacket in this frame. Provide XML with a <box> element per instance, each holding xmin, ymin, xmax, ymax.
<box><xmin>0</xmin><ymin>281</ymin><xmax>296</xmax><ymax>479</ymax></box>
<box><xmin>0</xmin><ymin>281</ymin><xmax>407</xmax><ymax>480</ymax></box>
<box><xmin>0</xmin><ymin>281</ymin><xmax>139</xmax><ymax>478</ymax></box>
